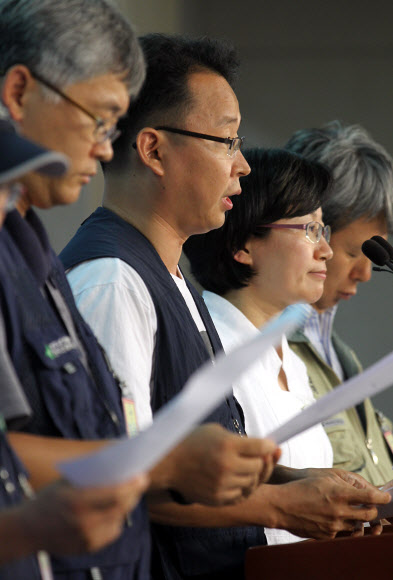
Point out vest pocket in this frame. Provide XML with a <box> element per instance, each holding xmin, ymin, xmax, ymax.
<box><xmin>20</xmin><ymin>328</ymin><xmax>98</xmax><ymax>440</ymax></box>
<box><xmin>323</xmin><ymin>414</ymin><xmax>366</xmax><ymax>473</ymax></box>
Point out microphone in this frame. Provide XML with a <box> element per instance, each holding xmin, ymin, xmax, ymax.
<box><xmin>371</xmin><ymin>235</ymin><xmax>393</xmax><ymax>261</ymax></box>
<box><xmin>361</xmin><ymin>239</ymin><xmax>393</xmax><ymax>273</ymax></box>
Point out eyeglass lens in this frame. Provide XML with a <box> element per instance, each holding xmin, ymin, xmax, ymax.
<box><xmin>228</xmin><ymin>137</ymin><xmax>243</xmax><ymax>157</ymax></box>
<box><xmin>95</xmin><ymin>124</ymin><xmax>121</xmax><ymax>144</ymax></box>
<box><xmin>306</xmin><ymin>222</ymin><xmax>331</xmax><ymax>244</ymax></box>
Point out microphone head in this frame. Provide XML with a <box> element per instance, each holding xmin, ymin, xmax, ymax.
<box><xmin>362</xmin><ymin>239</ymin><xmax>390</xmax><ymax>266</ymax></box>
<box><xmin>371</xmin><ymin>235</ymin><xmax>393</xmax><ymax>260</ymax></box>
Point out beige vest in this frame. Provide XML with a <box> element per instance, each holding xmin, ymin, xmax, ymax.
<box><xmin>289</xmin><ymin>331</ymin><xmax>393</xmax><ymax>486</ymax></box>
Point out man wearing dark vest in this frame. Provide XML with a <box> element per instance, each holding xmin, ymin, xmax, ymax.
<box><xmin>0</xmin><ymin>118</ymin><xmax>150</xmax><ymax>578</ymax></box>
<box><xmin>61</xmin><ymin>34</ymin><xmax>388</xmax><ymax>580</ymax></box>
<box><xmin>0</xmin><ymin>4</ymin><xmax>280</xmax><ymax>579</ymax></box>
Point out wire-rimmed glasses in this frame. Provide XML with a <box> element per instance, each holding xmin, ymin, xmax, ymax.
<box><xmin>31</xmin><ymin>71</ymin><xmax>120</xmax><ymax>144</ymax></box>
<box><xmin>257</xmin><ymin>221</ymin><xmax>331</xmax><ymax>244</ymax></box>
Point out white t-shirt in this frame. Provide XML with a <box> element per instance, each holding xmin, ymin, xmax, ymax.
<box><xmin>203</xmin><ymin>291</ymin><xmax>333</xmax><ymax>546</ymax></box>
<box><xmin>67</xmin><ymin>257</ymin><xmax>207</xmax><ymax>431</ymax></box>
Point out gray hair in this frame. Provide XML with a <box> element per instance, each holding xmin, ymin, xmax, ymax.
<box><xmin>285</xmin><ymin>121</ymin><xmax>393</xmax><ymax>233</ymax></box>
<box><xmin>0</xmin><ymin>0</ymin><xmax>145</xmax><ymax>98</ymax></box>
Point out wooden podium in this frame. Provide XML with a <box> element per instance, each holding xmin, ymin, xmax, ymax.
<box><xmin>246</xmin><ymin>527</ymin><xmax>393</xmax><ymax>579</ymax></box>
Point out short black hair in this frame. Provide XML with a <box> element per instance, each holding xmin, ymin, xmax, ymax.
<box><xmin>184</xmin><ymin>147</ymin><xmax>332</xmax><ymax>295</ymax></box>
<box><xmin>107</xmin><ymin>33</ymin><xmax>240</xmax><ymax>171</ymax></box>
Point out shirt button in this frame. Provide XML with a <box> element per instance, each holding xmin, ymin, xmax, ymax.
<box><xmin>0</xmin><ymin>469</ymin><xmax>9</xmax><ymax>480</ymax></box>
<box><xmin>5</xmin><ymin>481</ymin><xmax>15</xmax><ymax>494</ymax></box>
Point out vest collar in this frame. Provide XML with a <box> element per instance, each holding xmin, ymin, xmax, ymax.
<box><xmin>4</xmin><ymin>209</ymin><xmax>51</xmax><ymax>286</ymax></box>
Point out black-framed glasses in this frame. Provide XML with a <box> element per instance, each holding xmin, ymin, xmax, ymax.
<box><xmin>31</xmin><ymin>71</ymin><xmax>120</xmax><ymax>144</ymax></box>
<box><xmin>257</xmin><ymin>221</ymin><xmax>331</xmax><ymax>244</ymax></box>
<box><xmin>154</xmin><ymin>126</ymin><xmax>245</xmax><ymax>158</ymax></box>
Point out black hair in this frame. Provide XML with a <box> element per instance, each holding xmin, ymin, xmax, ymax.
<box><xmin>106</xmin><ymin>33</ymin><xmax>240</xmax><ymax>171</ymax></box>
<box><xmin>184</xmin><ymin>147</ymin><xmax>332</xmax><ymax>295</ymax></box>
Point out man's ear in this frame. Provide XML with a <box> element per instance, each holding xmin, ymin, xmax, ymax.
<box><xmin>134</xmin><ymin>128</ymin><xmax>165</xmax><ymax>176</ymax></box>
<box><xmin>233</xmin><ymin>240</ymin><xmax>253</xmax><ymax>266</ymax></box>
<box><xmin>1</xmin><ymin>65</ymin><xmax>33</xmax><ymax>122</ymax></box>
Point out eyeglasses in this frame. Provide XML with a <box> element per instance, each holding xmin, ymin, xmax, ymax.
<box><xmin>31</xmin><ymin>71</ymin><xmax>120</xmax><ymax>144</ymax></box>
<box><xmin>154</xmin><ymin>126</ymin><xmax>245</xmax><ymax>158</ymax></box>
<box><xmin>257</xmin><ymin>221</ymin><xmax>331</xmax><ymax>244</ymax></box>
<box><xmin>0</xmin><ymin>183</ymin><xmax>24</xmax><ymax>213</ymax></box>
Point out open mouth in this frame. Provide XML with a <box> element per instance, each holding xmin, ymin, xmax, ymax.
<box><xmin>222</xmin><ymin>196</ymin><xmax>233</xmax><ymax>210</ymax></box>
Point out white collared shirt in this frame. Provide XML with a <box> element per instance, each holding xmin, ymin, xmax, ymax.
<box><xmin>203</xmin><ymin>291</ymin><xmax>333</xmax><ymax>546</ymax></box>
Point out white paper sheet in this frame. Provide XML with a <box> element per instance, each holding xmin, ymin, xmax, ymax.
<box><xmin>58</xmin><ymin>305</ymin><xmax>305</xmax><ymax>486</ymax></box>
<box><xmin>267</xmin><ymin>350</ymin><xmax>393</xmax><ymax>445</ymax></box>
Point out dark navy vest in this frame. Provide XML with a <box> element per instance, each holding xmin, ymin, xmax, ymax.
<box><xmin>0</xmin><ymin>429</ymin><xmax>42</xmax><ymax>580</ymax></box>
<box><xmin>60</xmin><ymin>207</ymin><xmax>267</xmax><ymax>580</ymax></box>
<box><xmin>0</xmin><ymin>210</ymin><xmax>150</xmax><ymax>580</ymax></box>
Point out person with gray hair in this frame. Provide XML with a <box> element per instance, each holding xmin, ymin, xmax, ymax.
<box><xmin>0</xmin><ymin>2</ymin><xmax>153</xmax><ymax>577</ymax></box>
<box><xmin>0</xmin><ymin>4</ymin><xmax>282</xmax><ymax>578</ymax></box>
<box><xmin>0</xmin><ymin>0</ymin><xmax>145</xmax><ymax>207</ymax></box>
<box><xmin>286</xmin><ymin>120</ymin><xmax>393</xmax><ymax>486</ymax></box>
<box><xmin>0</xmin><ymin>0</ymin><xmax>145</xmax><ymax>95</ymax></box>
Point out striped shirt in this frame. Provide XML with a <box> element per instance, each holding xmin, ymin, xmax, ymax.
<box><xmin>301</xmin><ymin>305</ymin><xmax>344</xmax><ymax>381</ymax></box>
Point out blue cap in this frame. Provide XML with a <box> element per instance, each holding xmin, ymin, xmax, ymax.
<box><xmin>0</xmin><ymin>119</ymin><xmax>69</xmax><ymax>184</ymax></box>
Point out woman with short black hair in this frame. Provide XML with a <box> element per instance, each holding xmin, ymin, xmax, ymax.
<box><xmin>184</xmin><ymin>147</ymin><xmax>334</xmax><ymax>545</ymax></box>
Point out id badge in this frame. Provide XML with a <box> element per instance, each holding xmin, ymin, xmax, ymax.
<box><xmin>122</xmin><ymin>398</ymin><xmax>139</xmax><ymax>437</ymax></box>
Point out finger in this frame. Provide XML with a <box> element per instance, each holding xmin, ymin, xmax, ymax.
<box><xmin>219</xmin><ymin>471</ymin><xmax>261</xmax><ymax>492</ymax></box>
<box><xmin>272</xmin><ymin>448</ymin><xmax>282</xmax><ymax>465</ymax></box>
<box><xmin>345</xmin><ymin>506</ymin><xmax>379</xmax><ymax>523</ymax></box>
<box><xmin>350</xmin><ymin>526</ymin><xmax>364</xmax><ymax>537</ymax></box>
<box><xmin>338</xmin><ymin>519</ymin><xmax>364</xmax><ymax>534</ymax></box>
<box><xmin>227</xmin><ymin>455</ymin><xmax>264</xmax><ymax>477</ymax></box>
<box><xmin>345</xmin><ymin>488</ymin><xmax>390</xmax><ymax>506</ymax></box>
<box><xmin>238</xmin><ymin>437</ymin><xmax>278</xmax><ymax>458</ymax></box>
<box><xmin>204</xmin><ymin>487</ymin><xmax>244</xmax><ymax>507</ymax></box>
<box><xmin>370</xmin><ymin>521</ymin><xmax>383</xmax><ymax>535</ymax></box>
<box><xmin>78</xmin><ymin>474</ymin><xmax>149</xmax><ymax>509</ymax></box>
<box><xmin>259</xmin><ymin>455</ymin><xmax>274</xmax><ymax>483</ymax></box>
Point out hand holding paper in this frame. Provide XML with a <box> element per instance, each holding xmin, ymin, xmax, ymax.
<box><xmin>58</xmin><ymin>305</ymin><xmax>303</xmax><ymax>486</ymax></box>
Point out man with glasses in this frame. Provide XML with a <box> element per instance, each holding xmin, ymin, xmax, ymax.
<box><xmin>0</xmin><ymin>2</ymin><xmax>154</xmax><ymax>578</ymax></box>
<box><xmin>61</xmin><ymin>34</ymin><xmax>389</xmax><ymax>580</ymax></box>
<box><xmin>60</xmin><ymin>33</ymin><xmax>267</xmax><ymax>579</ymax></box>
<box><xmin>0</xmin><ymin>117</ymin><xmax>150</xmax><ymax>578</ymax></box>
<box><xmin>0</xmin><ymin>5</ymin><xmax>280</xmax><ymax>579</ymax></box>
<box><xmin>62</xmin><ymin>33</ymin><xmax>251</xmax><ymax>433</ymax></box>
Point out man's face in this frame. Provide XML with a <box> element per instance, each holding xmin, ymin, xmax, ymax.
<box><xmin>159</xmin><ymin>71</ymin><xmax>250</xmax><ymax>238</ymax></box>
<box><xmin>17</xmin><ymin>72</ymin><xmax>129</xmax><ymax>210</ymax></box>
<box><xmin>313</xmin><ymin>214</ymin><xmax>387</xmax><ymax>312</ymax></box>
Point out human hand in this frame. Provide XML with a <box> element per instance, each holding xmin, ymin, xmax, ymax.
<box><xmin>16</xmin><ymin>475</ymin><xmax>148</xmax><ymax>555</ymax></box>
<box><xmin>261</xmin><ymin>474</ymin><xmax>390</xmax><ymax>540</ymax></box>
<box><xmin>304</xmin><ymin>468</ymin><xmax>390</xmax><ymax>536</ymax></box>
<box><xmin>301</xmin><ymin>467</ymin><xmax>378</xmax><ymax>491</ymax></box>
<box><xmin>158</xmin><ymin>423</ymin><xmax>279</xmax><ymax>506</ymax></box>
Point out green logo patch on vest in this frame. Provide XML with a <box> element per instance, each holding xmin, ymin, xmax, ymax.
<box><xmin>44</xmin><ymin>336</ymin><xmax>75</xmax><ymax>359</ymax></box>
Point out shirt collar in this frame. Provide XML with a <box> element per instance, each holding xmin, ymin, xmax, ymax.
<box><xmin>304</xmin><ymin>304</ymin><xmax>339</xmax><ymax>339</ymax></box>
